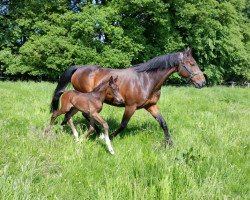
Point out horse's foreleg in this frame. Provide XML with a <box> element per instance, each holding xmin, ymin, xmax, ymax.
<box><xmin>92</xmin><ymin>113</ymin><xmax>114</xmax><ymax>155</ymax></box>
<box><xmin>109</xmin><ymin>105</ymin><xmax>136</xmax><ymax>140</ymax></box>
<box><xmin>145</xmin><ymin>104</ymin><xmax>173</xmax><ymax>147</ymax></box>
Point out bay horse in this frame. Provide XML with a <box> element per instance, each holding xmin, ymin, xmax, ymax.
<box><xmin>50</xmin><ymin>47</ymin><xmax>206</xmax><ymax>146</ymax></box>
<box><xmin>45</xmin><ymin>76</ymin><xmax>123</xmax><ymax>154</ymax></box>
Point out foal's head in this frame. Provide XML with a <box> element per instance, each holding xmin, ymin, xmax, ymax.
<box><xmin>106</xmin><ymin>76</ymin><xmax>124</xmax><ymax>104</ymax></box>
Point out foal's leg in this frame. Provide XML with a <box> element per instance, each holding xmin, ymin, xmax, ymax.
<box><xmin>146</xmin><ymin>104</ymin><xmax>173</xmax><ymax>147</ymax></box>
<box><xmin>61</xmin><ymin>107</ymin><xmax>78</xmax><ymax>125</ymax></box>
<box><xmin>82</xmin><ymin>112</ymin><xmax>103</xmax><ymax>135</ymax></box>
<box><xmin>44</xmin><ymin>110</ymin><xmax>63</xmax><ymax>134</ymax></box>
<box><xmin>61</xmin><ymin>108</ymin><xmax>80</xmax><ymax>142</ymax></box>
<box><xmin>109</xmin><ymin>105</ymin><xmax>136</xmax><ymax>140</ymax></box>
<box><xmin>92</xmin><ymin>113</ymin><xmax>114</xmax><ymax>155</ymax></box>
<box><xmin>84</xmin><ymin>117</ymin><xmax>95</xmax><ymax>139</ymax></box>
<box><xmin>61</xmin><ymin>111</ymin><xmax>103</xmax><ymax>137</ymax></box>
<box><xmin>68</xmin><ymin>118</ymin><xmax>79</xmax><ymax>142</ymax></box>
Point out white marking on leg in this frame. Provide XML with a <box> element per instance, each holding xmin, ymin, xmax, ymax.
<box><xmin>99</xmin><ymin>133</ymin><xmax>105</xmax><ymax>140</ymax></box>
<box><xmin>73</xmin><ymin>129</ymin><xmax>79</xmax><ymax>142</ymax></box>
<box><xmin>68</xmin><ymin>118</ymin><xmax>79</xmax><ymax>142</ymax></box>
<box><xmin>105</xmin><ymin>134</ymin><xmax>114</xmax><ymax>155</ymax></box>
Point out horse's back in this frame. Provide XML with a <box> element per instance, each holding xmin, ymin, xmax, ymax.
<box><xmin>71</xmin><ymin>65</ymin><xmax>110</xmax><ymax>92</ymax></box>
<box><xmin>70</xmin><ymin>65</ymin><xmax>152</xmax><ymax>107</ymax></box>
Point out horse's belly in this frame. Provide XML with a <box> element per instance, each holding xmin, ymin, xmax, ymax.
<box><xmin>138</xmin><ymin>90</ymin><xmax>161</xmax><ymax>108</ymax></box>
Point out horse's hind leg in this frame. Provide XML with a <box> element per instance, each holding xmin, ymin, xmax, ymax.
<box><xmin>92</xmin><ymin>113</ymin><xmax>114</xmax><ymax>155</ymax></box>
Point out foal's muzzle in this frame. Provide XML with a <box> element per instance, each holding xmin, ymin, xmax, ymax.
<box><xmin>116</xmin><ymin>98</ymin><xmax>124</xmax><ymax>104</ymax></box>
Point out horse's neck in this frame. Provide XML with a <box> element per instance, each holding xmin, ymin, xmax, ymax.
<box><xmin>149</xmin><ymin>67</ymin><xmax>177</xmax><ymax>90</ymax></box>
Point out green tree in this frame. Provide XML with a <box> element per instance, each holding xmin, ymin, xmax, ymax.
<box><xmin>0</xmin><ymin>0</ymin><xmax>249</xmax><ymax>83</ymax></box>
<box><xmin>169</xmin><ymin>0</ymin><xmax>250</xmax><ymax>83</ymax></box>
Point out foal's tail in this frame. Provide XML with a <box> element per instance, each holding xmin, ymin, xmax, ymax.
<box><xmin>50</xmin><ymin>66</ymin><xmax>78</xmax><ymax>113</ymax></box>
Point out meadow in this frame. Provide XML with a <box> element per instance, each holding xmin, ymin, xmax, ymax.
<box><xmin>0</xmin><ymin>81</ymin><xmax>249</xmax><ymax>199</ymax></box>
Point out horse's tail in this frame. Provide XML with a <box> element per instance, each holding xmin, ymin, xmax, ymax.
<box><xmin>50</xmin><ymin>66</ymin><xmax>78</xmax><ymax>113</ymax></box>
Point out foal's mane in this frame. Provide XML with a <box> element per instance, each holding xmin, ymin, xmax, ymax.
<box><xmin>92</xmin><ymin>79</ymin><xmax>110</xmax><ymax>93</ymax></box>
<box><xmin>132</xmin><ymin>53</ymin><xmax>181</xmax><ymax>73</ymax></box>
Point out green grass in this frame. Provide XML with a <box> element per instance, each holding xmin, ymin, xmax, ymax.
<box><xmin>0</xmin><ymin>81</ymin><xmax>249</xmax><ymax>199</ymax></box>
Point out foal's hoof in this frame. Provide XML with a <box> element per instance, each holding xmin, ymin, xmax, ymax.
<box><xmin>109</xmin><ymin>149</ymin><xmax>115</xmax><ymax>155</ymax></box>
<box><xmin>43</xmin><ymin>129</ymin><xmax>51</xmax><ymax>138</ymax></box>
<box><xmin>77</xmin><ymin>137</ymin><xmax>84</xmax><ymax>144</ymax></box>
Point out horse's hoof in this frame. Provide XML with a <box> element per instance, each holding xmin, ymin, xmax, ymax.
<box><xmin>109</xmin><ymin>134</ymin><xmax>115</xmax><ymax>140</ymax></box>
<box><xmin>166</xmin><ymin>139</ymin><xmax>174</xmax><ymax>148</ymax></box>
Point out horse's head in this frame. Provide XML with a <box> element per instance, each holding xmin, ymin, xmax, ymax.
<box><xmin>177</xmin><ymin>47</ymin><xmax>206</xmax><ymax>88</ymax></box>
<box><xmin>108</xmin><ymin>76</ymin><xmax>124</xmax><ymax>104</ymax></box>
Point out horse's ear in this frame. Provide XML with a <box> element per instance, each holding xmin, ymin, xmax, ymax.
<box><xmin>185</xmin><ymin>47</ymin><xmax>191</xmax><ymax>57</ymax></box>
<box><xmin>109</xmin><ymin>76</ymin><xmax>114</xmax><ymax>85</ymax></box>
<box><xmin>114</xmin><ymin>76</ymin><xmax>118</xmax><ymax>82</ymax></box>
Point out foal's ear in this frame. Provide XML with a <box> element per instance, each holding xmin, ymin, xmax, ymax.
<box><xmin>114</xmin><ymin>76</ymin><xmax>118</xmax><ymax>83</ymax></box>
<box><xmin>185</xmin><ymin>47</ymin><xmax>191</xmax><ymax>57</ymax></box>
<box><xmin>109</xmin><ymin>76</ymin><xmax>114</xmax><ymax>85</ymax></box>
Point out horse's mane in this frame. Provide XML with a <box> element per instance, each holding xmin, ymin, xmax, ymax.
<box><xmin>132</xmin><ymin>53</ymin><xmax>181</xmax><ymax>72</ymax></box>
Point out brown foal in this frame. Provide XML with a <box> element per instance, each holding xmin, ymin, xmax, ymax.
<box><xmin>45</xmin><ymin>76</ymin><xmax>123</xmax><ymax>154</ymax></box>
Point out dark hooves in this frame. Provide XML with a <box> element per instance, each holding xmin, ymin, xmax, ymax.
<box><xmin>109</xmin><ymin>134</ymin><xmax>116</xmax><ymax>140</ymax></box>
<box><xmin>165</xmin><ymin>139</ymin><xmax>174</xmax><ymax>149</ymax></box>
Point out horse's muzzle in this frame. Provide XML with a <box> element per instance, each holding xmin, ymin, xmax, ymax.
<box><xmin>193</xmin><ymin>79</ymin><xmax>206</xmax><ymax>88</ymax></box>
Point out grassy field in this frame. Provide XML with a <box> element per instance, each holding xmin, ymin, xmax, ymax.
<box><xmin>0</xmin><ymin>81</ymin><xmax>249</xmax><ymax>199</ymax></box>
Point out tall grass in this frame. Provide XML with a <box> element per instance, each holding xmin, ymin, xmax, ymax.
<box><xmin>0</xmin><ymin>81</ymin><xmax>249</xmax><ymax>199</ymax></box>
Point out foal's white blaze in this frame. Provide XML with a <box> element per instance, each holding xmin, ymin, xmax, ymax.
<box><xmin>105</xmin><ymin>134</ymin><xmax>114</xmax><ymax>155</ymax></box>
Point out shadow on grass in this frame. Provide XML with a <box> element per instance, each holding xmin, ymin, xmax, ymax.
<box><xmin>54</xmin><ymin>114</ymin><xmax>161</xmax><ymax>141</ymax></box>
<box><xmin>45</xmin><ymin>113</ymin><xmax>169</xmax><ymax>153</ymax></box>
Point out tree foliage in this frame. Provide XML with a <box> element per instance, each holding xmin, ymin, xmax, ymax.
<box><xmin>0</xmin><ymin>0</ymin><xmax>249</xmax><ymax>83</ymax></box>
